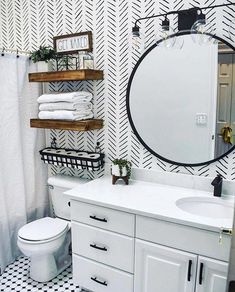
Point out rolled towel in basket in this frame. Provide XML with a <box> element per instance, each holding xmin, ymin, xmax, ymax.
<box><xmin>37</xmin><ymin>91</ymin><xmax>93</xmax><ymax>103</ymax></box>
<box><xmin>38</xmin><ymin>110</ymin><xmax>94</xmax><ymax>121</ymax></box>
<box><xmin>39</xmin><ymin>101</ymin><xmax>93</xmax><ymax>111</ymax></box>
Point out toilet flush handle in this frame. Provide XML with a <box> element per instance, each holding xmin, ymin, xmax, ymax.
<box><xmin>47</xmin><ymin>184</ymin><xmax>54</xmax><ymax>190</ymax></box>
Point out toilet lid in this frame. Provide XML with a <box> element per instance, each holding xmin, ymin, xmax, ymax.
<box><xmin>18</xmin><ymin>217</ymin><xmax>68</xmax><ymax>241</ymax></box>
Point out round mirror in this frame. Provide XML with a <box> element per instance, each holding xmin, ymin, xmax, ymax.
<box><xmin>127</xmin><ymin>32</ymin><xmax>235</xmax><ymax>166</ymax></box>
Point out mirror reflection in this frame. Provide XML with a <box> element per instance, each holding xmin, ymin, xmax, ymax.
<box><xmin>127</xmin><ymin>34</ymin><xmax>235</xmax><ymax>165</ymax></box>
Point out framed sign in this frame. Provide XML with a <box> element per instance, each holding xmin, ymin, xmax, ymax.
<box><xmin>53</xmin><ymin>31</ymin><xmax>93</xmax><ymax>54</ymax></box>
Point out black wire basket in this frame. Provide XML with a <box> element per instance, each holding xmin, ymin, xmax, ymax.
<box><xmin>39</xmin><ymin>147</ymin><xmax>105</xmax><ymax>171</ymax></box>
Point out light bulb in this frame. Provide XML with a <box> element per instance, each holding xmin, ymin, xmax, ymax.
<box><xmin>172</xmin><ymin>36</ymin><xmax>184</xmax><ymax>50</ymax></box>
<box><xmin>157</xmin><ymin>17</ymin><xmax>176</xmax><ymax>48</ymax></box>
<box><xmin>132</xmin><ymin>34</ymin><xmax>142</xmax><ymax>52</ymax></box>
<box><xmin>191</xmin><ymin>10</ymin><xmax>215</xmax><ymax>45</ymax></box>
<box><xmin>158</xmin><ymin>31</ymin><xmax>176</xmax><ymax>48</ymax></box>
<box><xmin>131</xmin><ymin>24</ymin><xmax>143</xmax><ymax>52</ymax></box>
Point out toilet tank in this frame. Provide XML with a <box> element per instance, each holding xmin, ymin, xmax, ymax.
<box><xmin>47</xmin><ymin>175</ymin><xmax>89</xmax><ymax>220</ymax></box>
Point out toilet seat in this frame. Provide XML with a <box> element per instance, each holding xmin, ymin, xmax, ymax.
<box><xmin>18</xmin><ymin>217</ymin><xmax>69</xmax><ymax>242</ymax></box>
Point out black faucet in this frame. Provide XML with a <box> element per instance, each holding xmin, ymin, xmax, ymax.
<box><xmin>211</xmin><ymin>174</ymin><xmax>223</xmax><ymax>197</ymax></box>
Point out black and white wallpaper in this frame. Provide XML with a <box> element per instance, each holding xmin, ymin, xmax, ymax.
<box><xmin>0</xmin><ymin>0</ymin><xmax>234</xmax><ymax>180</ymax></box>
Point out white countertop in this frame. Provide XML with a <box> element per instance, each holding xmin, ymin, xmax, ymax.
<box><xmin>65</xmin><ymin>176</ymin><xmax>234</xmax><ymax>233</ymax></box>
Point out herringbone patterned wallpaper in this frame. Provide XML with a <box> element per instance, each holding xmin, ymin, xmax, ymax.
<box><xmin>0</xmin><ymin>0</ymin><xmax>234</xmax><ymax>180</ymax></box>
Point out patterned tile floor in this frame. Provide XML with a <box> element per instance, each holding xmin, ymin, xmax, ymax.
<box><xmin>0</xmin><ymin>257</ymin><xmax>81</xmax><ymax>292</ymax></box>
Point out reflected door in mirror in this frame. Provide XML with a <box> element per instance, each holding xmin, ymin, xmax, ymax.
<box><xmin>216</xmin><ymin>53</ymin><xmax>235</xmax><ymax>157</ymax></box>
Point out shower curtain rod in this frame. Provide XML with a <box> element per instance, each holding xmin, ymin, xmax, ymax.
<box><xmin>0</xmin><ymin>47</ymin><xmax>31</xmax><ymax>55</ymax></box>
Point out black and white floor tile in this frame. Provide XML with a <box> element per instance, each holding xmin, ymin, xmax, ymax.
<box><xmin>0</xmin><ymin>257</ymin><xmax>80</xmax><ymax>292</ymax></box>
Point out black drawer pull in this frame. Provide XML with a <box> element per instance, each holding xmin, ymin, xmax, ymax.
<box><xmin>187</xmin><ymin>260</ymin><xmax>192</xmax><ymax>282</ymax></box>
<box><xmin>90</xmin><ymin>243</ymin><xmax>108</xmax><ymax>251</ymax></box>
<box><xmin>91</xmin><ymin>277</ymin><xmax>108</xmax><ymax>286</ymax></box>
<box><xmin>199</xmin><ymin>262</ymin><xmax>204</xmax><ymax>285</ymax></box>
<box><xmin>89</xmin><ymin>215</ymin><xmax>107</xmax><ymax>222</ymax></box>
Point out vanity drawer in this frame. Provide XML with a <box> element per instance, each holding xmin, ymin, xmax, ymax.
<box><xmin>71</xmin><ymin>200</ymin><xmax>135</xmax><ymax>236</ymax></box>
<box><xmin>73</xmin><ymin>255</ymin><xmax>133</xmax><ymax>292</ymax></box>
<box><xmin>136</xmin><ymin>215</ymin><xmax>231</xmax><ymax>262</ymax></box>
<box><xmin>72</xmin><ymin>222</ymin><xmax>134</xmax><ymax>273</ymax></box>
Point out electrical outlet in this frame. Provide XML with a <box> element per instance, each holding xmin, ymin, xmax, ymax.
<box><xmin>196</xmin><ymin>113</ymin><xmax>207</xmax><ymax>125</ymax></box>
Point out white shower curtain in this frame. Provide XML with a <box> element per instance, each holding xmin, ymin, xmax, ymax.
<box><xmin>0</xmin><ymin>53</ymin><xmax>48</xmax><ymax>273</ymax></box>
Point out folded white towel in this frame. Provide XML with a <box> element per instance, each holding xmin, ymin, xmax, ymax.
<box><xmin>37</xmin><ymin>91</ymin><xmax>93</xmax><ymax>103</ymax></box>
<box><xmin>38</xmin><ymin>110</ymin><xmax>94</xmax><ymax>121</ymax></box>
<box><xmin>39</xmin><ymin>101</ymin><xmax>93</xmax><ymax>111</ymax></box>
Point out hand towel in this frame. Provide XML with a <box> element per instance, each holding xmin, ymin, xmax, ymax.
<box><xmin>39</xmin><ymin>101</ymin><xmax>93</xmax><ymax>111</ymax></box>
<box><xmin>38</xmin><ymin>110</ymin><xmax>94</xmax><ymax>121</ymax></box>
<box><xmin>37</xmin><ymin>91</ymin><xmax>93</xmax><ymax>103</ymax></box>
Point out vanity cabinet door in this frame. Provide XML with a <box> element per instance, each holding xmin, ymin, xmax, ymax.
<box><xmin>134</xmin><ymin>239</ymin><xmax>197</xmax><ymax>292</ymax></box>
<box><xmin>195</xmin><ymin>256</ymin><xmax>228</xmax><ymax>292</ymax></box>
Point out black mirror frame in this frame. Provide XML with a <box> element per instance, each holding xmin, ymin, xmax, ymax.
<box><xmin>126</xmin><ymin>30</ymin><xmax>235</xmax><ymax>167</ymax></box>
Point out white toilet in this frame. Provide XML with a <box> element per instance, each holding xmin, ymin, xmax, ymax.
<box><xmin>17</xmin><ymin>175</ymin><xmax>87</xmax><ymax>282</ymax></box>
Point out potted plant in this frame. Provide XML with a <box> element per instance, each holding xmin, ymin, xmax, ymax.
<box><xmin>30</xmin><ymin>46</ymin><xmax>56</xmax><ymax>72</ymax></box>
<box><xmin>111</xmin><ymin>159</ymin><xmax>132</xmax><ymax>184</ymax></box>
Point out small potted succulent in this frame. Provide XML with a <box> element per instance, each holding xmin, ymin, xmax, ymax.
<box><xmin>111</xmin><ymin>159</ymin><xmax>132</xmax><ymax>185</ymax></box>
<box><xmin>30</xmin><ymin>46</ymin><xmax>56</xmax><ymax>72</ymax></box>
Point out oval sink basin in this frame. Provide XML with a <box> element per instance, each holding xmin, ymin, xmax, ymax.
<box><xmin>176</xmin><ymin>197</ymin><xmax>233</xmax><ymax>219</ymax></box>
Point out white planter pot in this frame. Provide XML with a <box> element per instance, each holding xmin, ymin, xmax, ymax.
<box><xmin>37</xmin><ymin>61</ymin><xmax>53</xmax><ymax>72</ymax></box>
<box><xmin>111</xmin><ymin>164</ymin><xmax>128</xmax><ymax>177</ymax></box>
<box><xmin>37</xmin><ymin>61</ymin><xmax>47</xmax><ymax>72</ymax></box>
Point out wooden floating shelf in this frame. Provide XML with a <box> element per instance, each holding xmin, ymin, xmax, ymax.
<box><xmin>30</xmin><ymin>119</ymin><xmax>103</xmax><ymax>131</ymax></box>
<box><xmin>28</xmin><ymin>69</ymin><xmax>103</xmax><ymax>82</ymax></box>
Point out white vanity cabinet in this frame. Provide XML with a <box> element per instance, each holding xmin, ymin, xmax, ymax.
<box><xmin>71</xmin><ymin>202</ymin><xmax>230</xmax><ymax>292</ymax></box>
<box><xmin>67</xmin><ymin>174</ymin><xmax>233</xmax><ymax>292</ymax></box>
<box><xmin>134</xmin><ymin>240</ymin><xmax>228</xmax><ymax>292</ymax></box>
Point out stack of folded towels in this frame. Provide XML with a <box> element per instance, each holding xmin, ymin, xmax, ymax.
<box><xmin>37</xmin><ymin>91</ymin><xmax>93</xmax><ymax>121</ymax></box>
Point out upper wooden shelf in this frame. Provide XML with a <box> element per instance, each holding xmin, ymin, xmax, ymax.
<box><xmin>28</xmin><ymin>69</ymin><xmax>103</xmax><ymax>82</ymax></box>
<box><xmin>30</xmin><ymin>119</ymin><xmax>103</xmax><ymax>131</ymax></box>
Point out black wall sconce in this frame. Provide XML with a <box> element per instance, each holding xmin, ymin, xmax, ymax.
<box><xmin>132</xmin><ymin>2</ymin><xmax>235</xmax><ymax>47</ymax></box>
